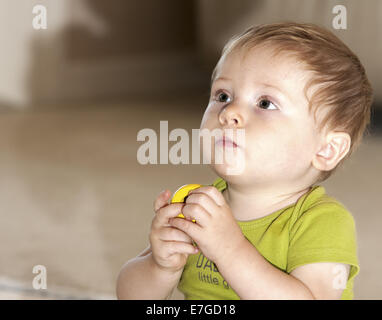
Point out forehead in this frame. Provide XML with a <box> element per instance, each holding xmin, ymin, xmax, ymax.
<box><xmin>215</xmin><ymin>45</ymin><xmax>310</xmax><ymax>85</ymax></box>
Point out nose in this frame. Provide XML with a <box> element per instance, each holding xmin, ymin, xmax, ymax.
<box><xmin>218</xmin><ymin>103</ymin><xmax>245</xmax><ymax>128</ymax></box>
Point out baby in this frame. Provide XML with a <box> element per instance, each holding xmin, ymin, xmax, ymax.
<box><xmin>117</xmin><ymin>22</ymin><xmax>373</xmax><ymax>300</ymax></box>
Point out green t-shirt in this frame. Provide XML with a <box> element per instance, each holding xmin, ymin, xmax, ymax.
<box><xmin>177</xmin><ymin>177</ymin><xmax>360</xmax><ymax>300</ymax></box>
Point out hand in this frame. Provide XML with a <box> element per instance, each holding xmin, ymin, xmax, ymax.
<box><xmin>169</xmin><ymin>186</ymin><xmax>246</xmax><ymax>265</ymax></box>
<box><xmin>149</xmin><ymin>190</ymin><xmax>199</xmax><ymax>274</ymax></box>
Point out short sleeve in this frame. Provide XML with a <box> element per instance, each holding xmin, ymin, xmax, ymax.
<box><xmin>212</xmin><ymin>177</ymin><xmax>227</xmax><ymax>192</ymax></box>
<box><xmin>287</xmin><ymin>202</ymin><xmax>360</xmax><ymax>283</ymax></box>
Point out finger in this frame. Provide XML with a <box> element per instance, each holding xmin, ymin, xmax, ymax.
<box><xmin>188</xmin><ymin>186</ymin><xmax>226</xmax><ymax>206</ymax></box>
<box><xmin>182</xmin><ymin>203</ymin><xmax>210</xmax><ymax>227</ymax></box>
<box><xmin>154</xmin><ymin>189</ymin><xmax>171</xmax><ymax>212</ymax></box>
<box><xmin>170</xmin><ymin>217</ymin><xmax>202</xmax><ymax>240</ymax></box>
<box><xmin>165</xmin><ymin>241</ymin><xmax>199</xmax><ymax>255</ymax></box>
<box><xmin>159</xmin><ymin>227</ymin><xmax>193</xmax><ymax>243</ymax></box>
<box><xmin>155</xmin><ymin>203</ymin><xmax>185</xmax><ymax>227</ymax></box>
<box><xmin>185</xmin><ymin>192</ymin><xmax>218</xmax><ymax>216</ymax></box>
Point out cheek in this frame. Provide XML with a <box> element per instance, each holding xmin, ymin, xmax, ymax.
<box><xmin>199</xmin><ymin>106</ymin><xmax>218</xmax><ymax>163</ymax></box>
<box><xmin>246</xmin><ymin>126</ymin><xmax>315</xmax><ymax>173</ymax></box>
<box><xmin>277</xmin><ymin>130</ymin><xmax>317</xmax><ymax>172</ymax></box>
<box><xmin>200</xmin><ymin>104</ymin><xmax>219</xmax><ymax>130</ymax></box>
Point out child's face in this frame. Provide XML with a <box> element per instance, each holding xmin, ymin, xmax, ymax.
<box><xmin>201</xmin><ymin>45</ymin><xmax>323</xmax><ymax>188</ymax></box>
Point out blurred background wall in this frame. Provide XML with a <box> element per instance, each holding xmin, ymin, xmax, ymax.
<box><xmin>0</xmin><ymin>0</ymin><xmax>380</xmax><ymax>299</ymax></box>
<box><xmin>1</xmin><ymin>0</ymin><xmax>381</xmax><ymax>107</ymax></box>
<box><xmin>0</xmin><ymin>0</ymin><xmax>205</xmax><ymax>107</ymax></box>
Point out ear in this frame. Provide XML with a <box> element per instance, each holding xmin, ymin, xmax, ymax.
<box><xmin>312</xmin><ymin>131</ymin><xmax>351</xmax><ymax>171</ymax></box>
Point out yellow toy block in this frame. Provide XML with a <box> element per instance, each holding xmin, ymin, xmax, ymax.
<box><xmin>171</xmin><ymin>184</ymin><xmax>202</xmax><ymax>223</ymax></box>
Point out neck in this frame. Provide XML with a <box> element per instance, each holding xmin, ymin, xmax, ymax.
<box><xmin>222</xmin><ymin>182</ymin><xmax>312</xmax><ymax>221</ymax></box>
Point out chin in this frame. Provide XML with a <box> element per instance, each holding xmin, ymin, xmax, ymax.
<box><xmin>210</xmin><ymin>163</ymin><xmax>246</xmax><ymax>183</ymax></box>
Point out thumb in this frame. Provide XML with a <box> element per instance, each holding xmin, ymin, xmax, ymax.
<box><xmin>154</xmin><ymin>189</ymin><xmax>171</xmax><ymax>212</ymax></box>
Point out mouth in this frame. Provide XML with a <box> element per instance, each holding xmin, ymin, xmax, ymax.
<box><xmin>215</xmin><ymin>136</ymin><xmax>239</xmax><ymax>149</ymax></box>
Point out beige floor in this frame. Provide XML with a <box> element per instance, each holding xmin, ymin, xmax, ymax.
<box><xmin>0</xmin><ymin>97</ymin><xmax>380</xmax><ymax>299</ymax></box>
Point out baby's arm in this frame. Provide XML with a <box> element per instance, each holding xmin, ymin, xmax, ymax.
<box><xmin>289</xmin><ymin>262</ymin><xmax>350</xmax><ymax>299</ymax></box>
<box><xmin>215</xmin><ymin>240</ymin><xmax>349</xmax><ymax>299</ymax></box>
<box><xmin>116</xmin><ymin>245</ymin><xmax>182</xmax><ymax>300</ymax></box>
<box><xmin>116</xmin><ymin>190</ymin><xmax>197</xmax><ymax>299</ymax></box>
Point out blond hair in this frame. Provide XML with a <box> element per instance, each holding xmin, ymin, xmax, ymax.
<box><xmin>212</xmin><ymin>22</ymin><xmax>373</xmax><ymax>183</ymax></box>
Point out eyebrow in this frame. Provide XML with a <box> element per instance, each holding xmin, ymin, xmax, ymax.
<box><xmin>261</xmin><ymin>83</ymin><xmax>291</xmax><ymax>103</ymax></box>
<box><xmin>213</xmin><ymin>76</ymin><xmax>230</xmax><ymax>83</ymax></box>
<box><xmin>213</xmin><ymin>77</ymin><xmax>292</xmax><ymax>104</ymax></box>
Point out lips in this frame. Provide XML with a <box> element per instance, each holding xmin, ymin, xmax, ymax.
<box><xmin>215</xmin><ymin>136</ymin><xmax>239</xmax><ymax>148</ymax></box>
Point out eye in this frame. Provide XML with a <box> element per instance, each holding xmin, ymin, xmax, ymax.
<box><xmin>257</xmin><ymin>97</ymin><xmax>278</xmax><ymax>110</ymax></box>
<box><xmin>214</xmin><ymin>90</ymin><xmax>231</xmax><ymax>103</ymax></box>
